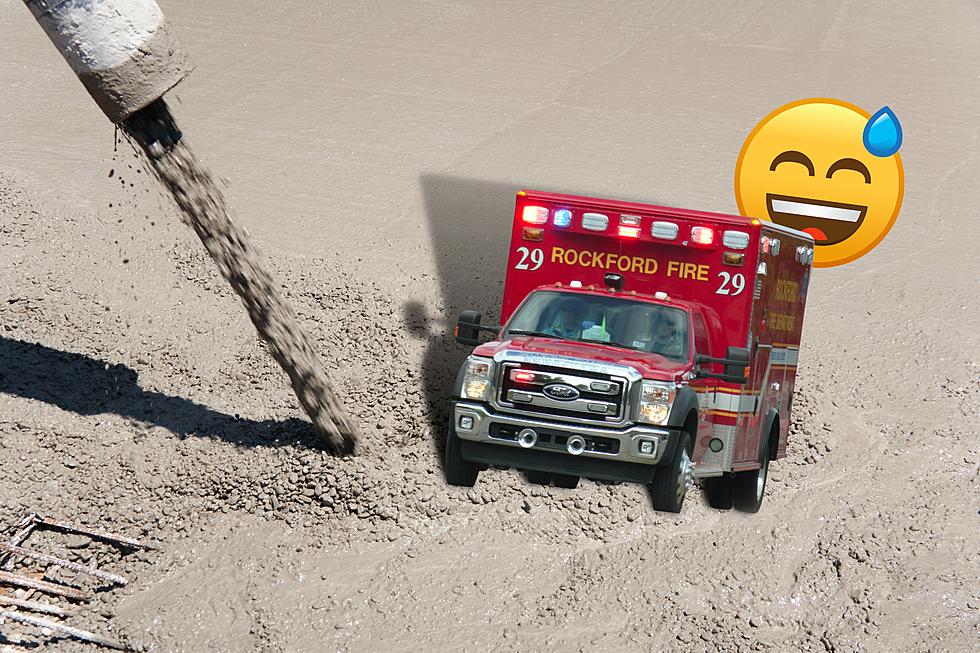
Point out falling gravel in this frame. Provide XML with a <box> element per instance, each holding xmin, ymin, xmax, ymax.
<box><xmin>120</xmin><ymin>99</ymin><xmax>358</xmax><ymax>453</ymax></box>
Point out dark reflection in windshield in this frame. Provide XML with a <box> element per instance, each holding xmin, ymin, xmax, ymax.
<box><xmin>505</xmin><ymin>291</ymin><xmax>690</xmax><ymax>361</ymax></box>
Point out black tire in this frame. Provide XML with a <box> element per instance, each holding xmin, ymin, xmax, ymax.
<box><xmin>703</xmin><ymin>475</ymin><xmax>736</xmax><ymax>510</ymax></box>
<box><xmin>651</xmin><ymin>431</ymin><xmax>694</xmax><ymax>513</ymax></box>
<box><xmin>524</xmin><ymin>470</ymin><xmax>552</xmax><ymax>485</ymax></box>
<box><xmin>552</xmin><ymin>474</ymin><xmax>580</xmax><ymax>489</ymax></box>
<box><xmin>733</xmin><ymin>443</ymin><xmax>771</xmax><ymax>513</ymax></box>
<box><xmin>444</xmin><ymin>426</ymin><xmax>479</xmax><ymax>487</ymax></box>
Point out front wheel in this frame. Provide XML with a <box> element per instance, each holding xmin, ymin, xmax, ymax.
<box><xmin>650</xmin><ymin>431</ymin><xmax>694</xmax><ymax>513</ymax></box>
<box><xmin>444</xmin><ymin>426</ymin><xmax>479</xmax><ymax>487</ymax></box>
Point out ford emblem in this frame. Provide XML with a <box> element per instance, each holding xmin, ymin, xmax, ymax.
<box><xmin>542</xmin><ymin>383</ymin><xmax>580</xmax><ymax>402</ymax></box>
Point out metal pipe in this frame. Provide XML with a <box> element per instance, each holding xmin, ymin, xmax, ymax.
<box><xmin>0</xmin><ymin>610</ymin><xmax>129</xmax><ymax>650</ymax></box>
<box><xmin>0</xmin><ymin>513</ymin><xmax>37</xmax><ymax>571</ymax></box>
<box><xmin>0</xmin><ymin>595</ymin><xmax>74</xmax><ymax>617</ymax></box>
<box><xmin>22</xmin><ymin>0</ymin><xmax>191</xmax><ymax>122</ymax></box>
<box><xmin>0</xmin><ymin>543</ymin><xmax>128</xmax><ymax>586</ymax></box>
<box><xmin>33</xmin><ymin>515</ymin><xmax>153</xmax><ymax>550</ymax></box>
<box><xmin>0</xmin><ymin>570</ymin><xmax>90</xmax><ymax>601</ymax></box>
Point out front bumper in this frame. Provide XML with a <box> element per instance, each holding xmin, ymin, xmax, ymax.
<box><xmin>453</xmin><ymin>401</ymin><xmax>674</xmax><ymax>482</ymax></box>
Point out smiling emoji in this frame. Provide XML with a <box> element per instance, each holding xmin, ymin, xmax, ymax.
<box><xmin>735</xmin><ymin>98</ymin><xmax>904</xmax><ymax>267</ymax></box>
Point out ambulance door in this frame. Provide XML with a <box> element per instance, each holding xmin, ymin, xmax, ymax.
<box><xmin>688</xmin><ymin>309</ymin><xmax>715</xmax><ymax>460</ymax></box>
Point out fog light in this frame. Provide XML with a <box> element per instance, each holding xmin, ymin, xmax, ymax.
<box><xmin>639</xmin><ymin>440</ymin><xmax>655</xmax><ymax>455</ymax></box>
<box><xmin>518</xmin><ymin>428</ymin><xmax>537</xmax><ymax>448</ymax></box>
<box><xmin>709</xmin><ymin>438</ymin><xmax>724</xmax><ymax>452</ymax></box>
<box><xmin>458</xmin><ymin>415</ymin><xmax>474</xmax><ymax>430</ymax></box>
<box><xmin>567</xmin><ymin>435</ymin><xmax>586</xmax><ymax>455</ymax></box>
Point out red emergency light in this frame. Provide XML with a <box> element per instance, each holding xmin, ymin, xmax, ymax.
<box><xmin>511</xmin><ymin>370</ymin><xmax>536</xmax><ymax>383</ymax></box>
<box><xmin>690</xmin><ymin>226</ymin><xmax>714</xmax><ymax>245</ymax></box>
<box><xmin>522</xmin><ymin>206</ymin><xmax>549</xmax><ymax>225</ymax></box>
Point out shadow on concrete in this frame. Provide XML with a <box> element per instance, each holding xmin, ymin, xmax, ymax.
<box><xmin>0</xmin><ymin>337</ymin><xmax>325</xmax><ymax>450</ymax></box>
<box><xmin>407</xmin><ymin>176</ymin><xmax>520</xmax><ymax>467</ymax></box>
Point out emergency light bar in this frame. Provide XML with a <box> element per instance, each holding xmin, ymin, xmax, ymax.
<box><xmin>522</xmin><ymin>206</ymin><xmax>549</xmax><ymax>224</ymax></box>
<box><xmin>723</xmin><ymin>230</ymin><xmax>750</xmax><ymax>249</ymax></box>
<box><xmin>553</xmin><ymin>209</ymin><xmax>573</xmax><ymax>227</ymax></box>
<box><xmin>518</xmin><ymin>195</ymin><xmax>751</xmax><ymax>253</ymax></box>
<box><xmin>651</xmin><ymin>221</ymin><xmax>678</xmax><ymax>240</ymax></box>
<box><xmin>690</xmin><ymin>226</ymin><xmax>714</xmax><ymax>245</ymax></box>
<box><xmin>581</xmin><ymin>213</ymin><xmax>609</xmax><ymax>231</ymax></box>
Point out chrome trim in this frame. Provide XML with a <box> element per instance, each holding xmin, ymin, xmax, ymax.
<box><xmin>453</xmin><ymin>402</ymin><xmax>670</xmax><ymax>466</ymax></box>
<box><xmin>492</xmin><ymin>350</ymin><xmax>643</xmax><ymax>381</ymax></box>
<box><xmin>506</xmin><ymin>368</ymin><xmax>620</xmax><ymax>396</ymax></box>
<box><xmin>491</xmin><ymin>350</ymin><xmax>641</xmax><ymax>427</ymax></box>
<box><xmin>505</xmin><ymin>388</ymin><xmax>617</xmax><ymax>416</ymax></box>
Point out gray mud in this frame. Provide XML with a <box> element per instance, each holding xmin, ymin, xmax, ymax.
<box><xmin>0</xmin><ymin>1</ymin><xmax>977</xmax><ymax>651</ymax></box>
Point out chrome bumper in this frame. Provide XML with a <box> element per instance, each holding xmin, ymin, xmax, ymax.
<box><xmin>453</xmin><ymin>401</ymin><xmax>671</xmax><ymax>466</ymax></box>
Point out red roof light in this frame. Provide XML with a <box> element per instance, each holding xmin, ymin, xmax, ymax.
<box><xmin>522</xmin><ymin>206</ymin><xmax>549</xmax><ymax>225</ymax></box>
<box><xmin>691</xmin><ymin>226</ymin><xmax>714</xmax><ymax>245</ymax></box>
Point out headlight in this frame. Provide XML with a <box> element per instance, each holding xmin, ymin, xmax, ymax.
<box><xmin>460</xmin><ymin>356</ymin><xmax>494</xmax><ymax>401</ymax></box>
<box><xmin>638</xmin><ymin>381</ymin><xmax>675</xmax><ymax>425</ymax></box>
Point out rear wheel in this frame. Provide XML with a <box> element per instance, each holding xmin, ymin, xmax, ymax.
<box><xmin>703</xmin><ymin>475</ymin><xmax>736</xmax><ymax>510</ymax></box>
<box><xmin>552</xmin><ymin>473</ymin><xmax>580</xmax><ymax>489</ymax></box>
<box><xmin>733</xmin><ymin>442</ymin><xmax>771</xmax><ymax>513</ymax></box>
<box><xmin>651</xmin><ymin>431</ymin><xmax>694</xmax><ymax>513</ymax></box>
<box><xmin>444</xmin><ymin>425</ymin><xmax>479</xmax><ymax>487</ymax></box>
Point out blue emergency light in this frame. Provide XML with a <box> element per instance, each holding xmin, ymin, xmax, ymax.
<box><xmin>553</xmin><ymin>209</ymin><xmax>572</xmax><ymax>227</ymax></box>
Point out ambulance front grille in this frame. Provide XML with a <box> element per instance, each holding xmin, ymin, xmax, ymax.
<box><xmin>496</xmin><ymin>362</ymin><xmax>628</xmax><ymax>424</ymax></box>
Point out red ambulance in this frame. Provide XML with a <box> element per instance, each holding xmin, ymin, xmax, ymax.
<box><xmin>448</xmin><ymin>190</ymin><xmax>814</xmax><ymax>513</ymax></box>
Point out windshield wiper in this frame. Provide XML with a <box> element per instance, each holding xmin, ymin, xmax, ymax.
<box><xmin>578</xmin><ymin>338</ymin><xmax>645</xmax><ymax>352</ymax></box>
<box><xmin>506</xmin><ymin>329</ymin><xmax>557</xmax><ymax>338</ymax></box>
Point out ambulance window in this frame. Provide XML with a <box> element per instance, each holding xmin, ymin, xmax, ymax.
<box><xmin>692</xmin><ymin>313</ymin><xmax>710</xmax><ymax>356</ymax></box>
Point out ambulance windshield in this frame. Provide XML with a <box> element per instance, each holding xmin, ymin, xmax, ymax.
<box><xmin>505</xmin><ymin>290</ymin><xmax>690</xmax><ymax>361</ymax></box>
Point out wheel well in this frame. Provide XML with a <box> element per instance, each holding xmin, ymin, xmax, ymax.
<box><xmin>766</xmin><ymin>415</ymin><xmax>780</xmax><ymax>458</ymax></box>
<box><xmin>683</xmin><ymin>411</ymin><xmax>697</xmax><ymax>441</ymax></box>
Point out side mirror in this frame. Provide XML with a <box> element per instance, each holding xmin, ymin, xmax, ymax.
<box><xmin>724</xmin><ymin>346</ymin><xmax>750</xmax><ymax>379</ymax></box>
<box><xmin>455</xmin><ymin>310</ymin><xmax>482</xmax><ymax>346</ymax></box>
<box><xmin>693</xmin><ymin>346</ymin><xmax>751</xmax><ymax>384</ymax></box>
<box><xmin>454</xmin><ymin>310</ymin><xmax>500</xmax><ymax>346</ymax></box>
